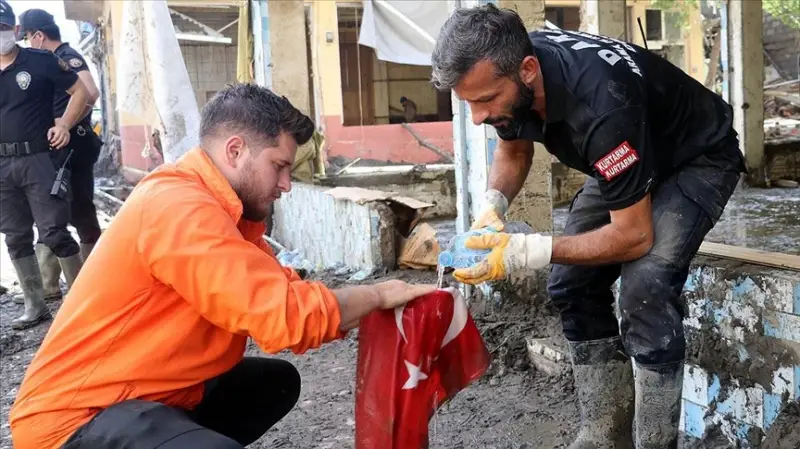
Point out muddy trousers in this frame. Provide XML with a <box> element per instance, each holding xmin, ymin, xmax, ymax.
<box><xmin>547</xmin><ymin>148</ymin><xmax>743</xmax><ymax>366</ymax></box>
<box><xmin>61</xmin><ymin>358</ymin><xmax>301</xmax><ymax>449</ymax></box>
<box><xmin>0</xmin><ymin>152</ymin><xmax>80</xmax><ymax>260</ymax></box>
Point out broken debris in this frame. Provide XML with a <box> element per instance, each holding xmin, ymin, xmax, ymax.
<box><xmin>398</xmin><ymin>223</ymin><xmax>441</xmax><ymax>270</ymax></box>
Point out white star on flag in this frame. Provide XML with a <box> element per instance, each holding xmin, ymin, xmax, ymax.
<box><xmin>401</xmin><ymin>360</ymin><xmax>429</xmax><ymax>390</ymax></box>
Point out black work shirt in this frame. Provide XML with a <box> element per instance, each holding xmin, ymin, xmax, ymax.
<box><xmin>497</xmin><ymin>30</ymin><xmax>735</xmax><ymax>210</ymax></box>
<box><xmin>0</xmin><ymin>47</ymin><xmax>78</xmax><ymax>145</ymax></box>
<box><xmin>53</xmin><ymin>43</ymin><xmax>91</xmax><ymax>128</ymax></box>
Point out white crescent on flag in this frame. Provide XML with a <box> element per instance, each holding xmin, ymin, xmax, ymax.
<box><xmin>394</xmin><ymin>304</ymin><xmax>408</xmax><ymax>343</ymax></box>
<box><xmin>440</xmin><ymin>287</ymin><xmax>468</xmax><ymax>349</ymax></box>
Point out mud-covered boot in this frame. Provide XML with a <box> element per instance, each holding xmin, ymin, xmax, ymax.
<box><xmin>568</xmin><ymin>336</ymin><xmax>635</xmax><ymax>449</ymax></box>
<box><xmin>79</xmin><ymin>242</ymin><xmax>96</xmax><ymax>263</ymax></box>
<box><xmin>37</xmin><ymin>243</ymin><xmax>64</xmax><ymax>300</ymax></box>
<box><xmin>10</xmin><ymin>255</ymin><xmax>51</xmax><ymax>330</ymax></box>
<box><xmin>58</xmin><ymin>253</ymin><xmax>84</xmax><ymax>289</ymax></box>
<box><xmin>13</xmin><ymin>244</ymin><xmax>63</xmax><ymax>304</ymax></box>
<box><xmin>634</xmin><ymin>361</ymin><xmax>683</xmax><ymax>449</ymax></box>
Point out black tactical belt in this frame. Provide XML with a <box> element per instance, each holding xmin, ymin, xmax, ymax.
<box><xmin>0</xmin><ymin>142</ymin><xmax>48</xmax><ymax>157</ymax></box>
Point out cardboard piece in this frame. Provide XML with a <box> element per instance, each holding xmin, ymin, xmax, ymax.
<box><xmin>398</xmin><ymin>223</ymin><xmax>440</xmax><ymax>270</ymax></box>
<box><xmin>325</xmin><ymin>186</ymin><xmax>435</xmax><ymax>237</ymax></box>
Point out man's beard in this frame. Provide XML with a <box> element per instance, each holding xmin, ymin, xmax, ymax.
<box><xmin>234</xmin><ymin>161</ymin><xmax>269</xmax><ymax>222</ymax></box>
<box><xmin>484</xmin><ymin>78</ymin><xmax>535</xmax><ymax>137</ymax></box>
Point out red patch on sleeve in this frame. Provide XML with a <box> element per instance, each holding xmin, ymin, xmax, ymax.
<box><xmin>594</xmin><ymin>141</ymin><xmax>639</xmax><ymax>181</ymax></box>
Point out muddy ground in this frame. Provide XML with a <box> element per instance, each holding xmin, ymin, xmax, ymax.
<box><xmin>0</xmin><ymin>268</ymin><xmax>581</xmax><ymax>449</ymax></box>
<box><xmin>2</xmin><ymin>239</ymin><xmax>789</xmax><ymax>448</ymax></box>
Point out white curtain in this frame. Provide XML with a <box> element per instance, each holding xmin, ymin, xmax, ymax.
<box><xmin>117</xmin><ymin>0</ymin><xmax>200</xmax><ymax>163</ymax></box>
<box><xmin>358</xmin><ymin>0</ymin><xmax>450</xmax><ymax>66</ymax></box>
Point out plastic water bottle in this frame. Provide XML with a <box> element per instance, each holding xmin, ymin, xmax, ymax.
<box><xmin>437</xmin><ymin>227</ymin><xmax>498</xmax><ymax>269</ymax></box>
<box><xmin>437</xmin><ymin>221</ymin><xmax>534</xmax><ymax>269</ymax></box>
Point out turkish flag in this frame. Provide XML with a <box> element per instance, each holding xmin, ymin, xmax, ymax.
<box><xmin>355</xmin><ymin>288</ymin><xmax>491</xmax><ymax>449</ymax></box>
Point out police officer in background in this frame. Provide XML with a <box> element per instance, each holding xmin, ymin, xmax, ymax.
<box><xmin>0</xmin><ymin>0</ymin><xmax>90</xmax><ymax>329</ymax></box>
<box><xmin>18</xmin><ymin>8</ymin><xmax>102</xmax><ymax>302</ymax></box>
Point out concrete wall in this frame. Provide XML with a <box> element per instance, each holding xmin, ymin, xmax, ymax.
<box><xmin>552</xmin><ymin>161</ymin><xmax>588</xmax><ymax>206</ymax></box>
<box><xmin>272</xmin><ymin>183</ymin><xmax>395</xmax><ymax>272</ymax></box>
<box><xmin>319</xmin><ymin>167</ymin><xmax>457</xmax><ymax>218</ymax></box>
<box><xmin>766</xmin><ymin>146</ymin><xmax>800</xmax><ymax>182</ymax></box>
<box><xmin>323</xmin><ymin>117</ymin><xmax>454</xmax><ymax>163</ymax></box>
<box><xmin>269</xmin><ymin>0</ymin><xmax>311</xmax><ymax>116</ymax></box>
<box><xmin>181</xmin><ymin>44</ymin><xmax>238</xmax><ymax>108</ymax></box>
<box><xmin>678</xmin><ymin>257</ymin><xmax>800</xmax><ymax>445</ymax></box>
<box><xmin>763</xmin><ymin>12</ymin><xmax>800</xmax><ymax>80</ymax></box>
<box><xmin>529</xmin><ymin>256</ymin><xmax>800</xmax><ymax>446</ymax></box>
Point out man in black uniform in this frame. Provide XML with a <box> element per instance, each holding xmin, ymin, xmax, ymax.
<box><xmin>432</xmin><ymin>5</ymin><xmax>744</xmax><ymax>449</ymax></box>
<box><xmin>0</xmin><ymin>0</ymin><xmax>89</xmax><ymax>329</ymax></box>
<box><xmin>18</xmin><ymin>9</ymin><xmax>102</xmax><ymax>302</ymax></box>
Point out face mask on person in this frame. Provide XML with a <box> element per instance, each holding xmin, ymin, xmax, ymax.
<box><xmin>0</xmin><ymin>29</ymin><xmax>17</xmax><ymax>55</ymax></box>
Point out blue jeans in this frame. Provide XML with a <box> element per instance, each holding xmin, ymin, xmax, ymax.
<box><xmin>547</xmin><ymin>140</ymin><xmax>744</xmax><ymax>366</ymax></box>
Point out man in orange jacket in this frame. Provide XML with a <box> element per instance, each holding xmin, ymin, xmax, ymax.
<box><xmin>10</xmin><ymin>84</ymin><xmax>435</xmax><ymax>449</ymax></box>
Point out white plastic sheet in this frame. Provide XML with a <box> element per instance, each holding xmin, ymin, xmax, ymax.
<box><xmin>358</xmin><ymin>0</ymin><xmax>450</xmax><ymax>66</ymax></box>
<box><xmin>117</xmin><ymin>0</ymin><xmax>200</xmax><ymax>163</ymax></box>
<box><xmin>358</xmin><ymin>1</ymin><xmax>561</xmax><ymax>67</ymax></box>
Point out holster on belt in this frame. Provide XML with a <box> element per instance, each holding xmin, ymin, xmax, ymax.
<box><xmin>69</xmin><ymin>124</ymin><xmax>103</xmax><ymax>166</ymax></box>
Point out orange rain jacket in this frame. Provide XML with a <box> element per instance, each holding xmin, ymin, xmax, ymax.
<box><xmin>10</xmin><ymin>148</ymin><xmax>343</xmax><ymax>449</ymax></box>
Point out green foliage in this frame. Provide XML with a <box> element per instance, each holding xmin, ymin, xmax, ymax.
<box><xmin>649</xmin><ymin>0</ymin><xmax>699</xmax><ymax>29</ymax></box>
<box><xmin>648</xmin><ymin>0</ymin><xmax>799</xmax><ymax>31</ymax></box>
<box><xmin>763</xmin><ymin>0</ymin><xmax>800</xmax><ymax>30</ymax></box>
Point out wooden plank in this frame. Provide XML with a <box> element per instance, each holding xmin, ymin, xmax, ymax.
<box><xmin>698</xmin><ymin>242</ymin><xmax>800</xmax><ymax>272</ymax></box>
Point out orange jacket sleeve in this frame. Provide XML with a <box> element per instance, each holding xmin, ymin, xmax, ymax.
<box><xmin>138</xmin><ymin>189</ymin><xmax>341</xmax><ymax>354</ymax></box>
<box><xmin>240</xmin><ymin>220</ymin><xmax>302</xmax><ymax>282</ymax></box>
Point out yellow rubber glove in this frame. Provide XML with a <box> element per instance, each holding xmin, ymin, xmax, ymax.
<box><xmin>453</xmin><ymin>233</ymin><xmax>553</xmax><ymax>285</ymax></box>
<box><xmin>453</xmin><ymin>233</ymin><xmax>512</xmax><ymax>284</ymax></box>
<box><xmin>470</xmin><ymin>189</ymin><xmax>509</xmax><ymax>231</ymax></box>
<box><xmin>471</xmin><ymin>207</ymin><xmax>505</xmax><ymax>231</ymax></box>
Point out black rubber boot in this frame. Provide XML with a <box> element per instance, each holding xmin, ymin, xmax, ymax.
<box><xmin>634</xmin><ymin>361</ymin><xmax>683</xmax><ymax>449</ymax></box>
<box><xmin>10</xmin><ymin>255</ymin><xmax>51</xmax><ymax>330</ymax></box>
<box><xmin>568</xmin><ymin>336</ymin><xmax>635</xmax><ymax>449</ymax></box>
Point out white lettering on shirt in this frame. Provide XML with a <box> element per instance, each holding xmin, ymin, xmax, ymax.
<box><xmin>594</xmin><ymin>141</ymin><xmax>640</xmax><ymax>181</ymax></box>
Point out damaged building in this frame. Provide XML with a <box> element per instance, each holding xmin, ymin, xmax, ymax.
<box><xmin>6</xmin><ymin>0</ymin><xmax>797</xmax><ymax>447</ymax></box>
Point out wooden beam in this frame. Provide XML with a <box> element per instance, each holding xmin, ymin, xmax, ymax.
<box><xmin>698</xmin><ymin>242</ymin><xmax>800</xmax><ymax>272</ymax></box>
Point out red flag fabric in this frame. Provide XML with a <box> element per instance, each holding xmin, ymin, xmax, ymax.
<box><xmin>355</xmin><ymin>287</ymin><xmax>491</xmax><ymax>449</ymax></box>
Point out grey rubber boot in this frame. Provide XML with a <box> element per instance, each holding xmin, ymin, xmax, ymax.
<box><xmin>10</xmin><ymin>255</ymin><xmax>51</xmax><ymax>330</ymax></box>
<box><xmin>568</xmin><ymin>336</ymin><xmax>635</xmax><ymax>449</ymax></box>
<box><xmin>633</xmin><ymin>361</ymin><xmax>684</xmax><ymax>449</ymax></box>
<box><xmin>58</xmin><ymin>253</ymin><xmax>84</xmax><ymax>289</ymax></box>
<box><xmin>37</xmin><ymin>243</ymin><xmax>64</xmax><ymax>300</ymax></box>
<box><xmin>13</xmin><ymin>244</ymin><xmax>63</xmax><ymax>304</ymax></box>
<box><xmin>79</xmin><ymin>242</ymin><xmax>96</xmax><ymax>263</ymax></box>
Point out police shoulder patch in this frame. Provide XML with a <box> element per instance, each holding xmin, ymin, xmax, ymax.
<box><xmin>57</xmin><ymin>58</ymin><xmax>70</xmax><ymax>72</ymax></box>
<box><xmin>69</xmin><ymin>58</ymin><xmax>84</xmax><ymax>68</ymax></box>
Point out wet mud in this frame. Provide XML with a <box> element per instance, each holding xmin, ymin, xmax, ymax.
<box><xmin>762</xmin><ymin>401</ymin><xmax>800</xmax><ymax>449</ymax></box>
<box><xmin>554</xmin><ymin>185</ymin><xmax>800</xmax><ymax>255</ymax></box>
<box><xmin>0</xmin><ymin>270</ymin><xmax>581</xmax><ymax>449</ymax></box>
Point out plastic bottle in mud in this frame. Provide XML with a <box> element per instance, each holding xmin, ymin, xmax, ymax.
<box><xmin>437</xmin><ymin>221</ymin><xmax>534</xmax><ymax>269</ymax></box>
